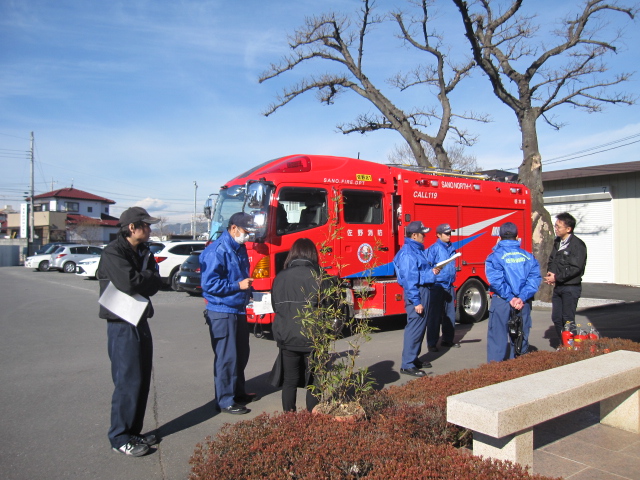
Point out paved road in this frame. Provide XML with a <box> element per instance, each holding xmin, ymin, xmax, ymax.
<box><xmin>0</xmin><ymin>266</ymin><xmax>637</xmax><ymax>479</ymax></box>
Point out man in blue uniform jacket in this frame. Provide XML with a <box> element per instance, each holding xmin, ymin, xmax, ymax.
<box><xmin>424</xmin><ymin>223</ymin><xmax>460</xmax><ymax>352</ymax></box>
<box><xmin>393</xmin><ymin>220</ymin><xmax>435</xmax><ymax>377</ymax></box>
<box><xmin>485</xmin><ymin>222</ymin><xmax>541</xmax><ymax>362</ymax></box>
<box><xmin>200</xmin><ymin>212</ymin><xmax>257</xmax><ymax>414</ymax></box>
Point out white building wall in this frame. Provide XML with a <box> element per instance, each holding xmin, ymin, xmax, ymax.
<box><xmin>544</xmin><ymin>171</ymin><xmax>640</xmax><ymax>287</ymax></box>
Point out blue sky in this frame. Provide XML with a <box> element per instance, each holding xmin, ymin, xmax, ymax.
<box><xmin>1</xmin><ymin>0</ymin><xmax>638</xmax><ymax>222</ymax></box>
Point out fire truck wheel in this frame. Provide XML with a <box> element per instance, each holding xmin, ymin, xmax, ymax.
<box><xmin>456</xmin><ymin>278</ymin><xmax>487</xmax><ymax>324</ymax></box>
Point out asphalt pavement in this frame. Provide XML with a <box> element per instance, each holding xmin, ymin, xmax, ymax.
<box><xmin>0</xmin><ymin>266</ymin><xmax>638</xmax><ymax>479</ymax></box>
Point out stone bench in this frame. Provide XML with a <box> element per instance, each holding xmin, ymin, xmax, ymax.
<box><xmin>446</xmin><ymin>350</ymin><xmax>640</xmax><ymax>471</ymax></box>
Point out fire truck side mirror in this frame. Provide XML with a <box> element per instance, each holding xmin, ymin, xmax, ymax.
<box><xmin>247</xmin><ymin>182</ymin><xmax>268</xmax><ymax>209</ymax></box>
<box><xmin>203</xmin><ymin>197</ymin><xmax>213</xmax><ymax>219</ymax></box>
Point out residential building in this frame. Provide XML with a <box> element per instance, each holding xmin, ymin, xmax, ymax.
<box><xmin>6</xmin><ymin>187</ymin><xmax>119</xmax><ymax>244</ymax></box>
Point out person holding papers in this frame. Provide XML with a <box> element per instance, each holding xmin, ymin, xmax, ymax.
<box><xmin>200</xmin><ymin>212</ymin><xmax>256</xmax><ymax>415</ymax></box>
<box><xmin>424</xmin><ymin>224</ymin><xmax>461</xmax><ymax>352</ymax></box>
<box><xmin>97</xmin><ymin>207</ymin><xmax>162</xmax><ymax>457</ymax></box>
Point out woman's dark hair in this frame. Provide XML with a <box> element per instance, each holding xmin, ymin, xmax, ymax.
<box><xmin>120</xmin><ymin>220</ymin><xmax>147</xmax><ymax>238</ymax></box>
<box><xmin>284</xmin><ymin>238</ymin><xmax>318</xmax><ymax>268</ymax></box>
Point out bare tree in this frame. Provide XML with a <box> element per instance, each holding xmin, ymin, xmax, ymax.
<box><xmin>259</xmin><ymin>0</ymin><xmax>488</xmax><ymax>168</ymax></box>
<box><xmin>155</xmin><ymin>216</ymin><xmax>170</xmax><ymax>239</ymax></box>
<box><xmin>388</xmin><ymin>141</ymin><xmax>482</xmax><ymax>171</ymax></box>
<box><xmin>452</xmin><ymin>0</ymin><xmax>637</xmax><ymax>299</ymax></box>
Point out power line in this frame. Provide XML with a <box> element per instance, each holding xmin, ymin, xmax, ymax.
<box><xmin>503</xmin><ymin>131</ymin><xmax>640</xmax><ymax>171</ymax></box>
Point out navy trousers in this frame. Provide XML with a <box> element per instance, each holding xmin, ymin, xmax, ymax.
<box><xmin>401</xmin><ymin>285</ymin><xmax>429</xmax><ymax>370</ymax></box>
<box><xmin>425</xmin><ymin>285</ymin><xmax>456</xmax><ymax>346</ymax></box>
<box><xmin>205</xmin><ymin>310</ymin><xmax>250</xmax><ymax>409</ymax></box>
<box><xmin>107</xmin><ymin>318</ymin><xmax>153</xmax><ymax>449</ymax></box>
<box><xmin>487</xmin><ymin>296</ymin><xmax>531</xmax><ymax>363</ymax></box>
<box><xmin>551</xmin><ymin>285</ymin><xmax>582</xmax><ymax>339</ymax></box>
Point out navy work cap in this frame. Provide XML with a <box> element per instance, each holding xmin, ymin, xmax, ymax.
<box><xmin>406</xmin><ymin>221</ymin><xmax>430</xmax><ymax>235</ymax></box>
<box><xmin>499</xmin><ymin>222</ymin><xmax>518</xmax><ymax>237</ymax></box>
<box><xmin>228</xmin><ymin>212</ymin><xmax>256</xmax><ymax>232</ymax></box>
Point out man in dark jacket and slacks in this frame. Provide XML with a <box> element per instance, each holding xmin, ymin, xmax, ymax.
<box><xmin>545</xmin><ymin>212</ymin><xmax>588</xmax><ymax>342</ymax></box>
<box><xmin>97</xmin><ymin>207</ymin><xmax>163</xmax><ymax>457</ymax></box>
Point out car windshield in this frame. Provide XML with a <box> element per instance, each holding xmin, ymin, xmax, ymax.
<box><xmin>43</xmin><ymin>244</ymin><xmax>62</xmax><ymax>254</ymax></box>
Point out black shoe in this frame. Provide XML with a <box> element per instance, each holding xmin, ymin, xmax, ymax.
<box><xmin>113</xmin><ymin>441</ymin><xmax>149</xmax><ymax>457</ymax></box>
<box><xmin>441</xmin><ymin>342</ymin><xmax>461</xmax><ymax>348</ymax></box>
<box><xmin>428</xmin><ymin>346</ymin><xmax>439</xmax><ymax>352</ymax></box>
<box><xmin>130</xmin><ymin>433</ymin><xmax>158</xmax><ymax>446</ymax></box>
<box><xmin>221</xmin><ymin>403</ymin><xmax>250</xmax><ymax>415</ymax></box>
<box><xmin>234</xmin><ymin>393</ymin><xmax>258</xmax><ymax>404</ymax></box>
<box><xmin>415</xmin><ymin>361</ymin><xmax>432</xmax><ymax>369</ymax></box>
<box><xmin>400</xmin><ymin>367</ymin><xmax>427</xmax><ymax>377</ymax></box>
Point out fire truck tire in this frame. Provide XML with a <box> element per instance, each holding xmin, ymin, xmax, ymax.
<box><xmin>456</xmin><ymin>278</ymin><xmax>487</xmax><ymax>324</ymax></box>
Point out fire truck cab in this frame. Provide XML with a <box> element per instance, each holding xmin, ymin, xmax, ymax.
<box><xmin>203</xmin><ymin>154</ymin><xmax>531</xmax><ymax>327</ymax></box>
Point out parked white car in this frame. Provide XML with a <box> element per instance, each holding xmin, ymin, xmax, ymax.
<box><xmin>75</xmin><ymin>256</ymin><xmax>100</xmax><ymax>278</ymax></box>
<box><xmin>49</xmin><ymin>245</ymin><xmax>103</xmax><ymax>273</ymax></box>
<box><xmin>151</xmin><ymin>240</ymin><xmax>205</xmax><ymax>290</ymax></box>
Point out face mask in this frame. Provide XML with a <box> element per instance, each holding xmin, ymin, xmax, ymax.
<box><xmin>233</xmin><ymin>231</ymin><xmax>250</xmax><ymax>245</ymax></box>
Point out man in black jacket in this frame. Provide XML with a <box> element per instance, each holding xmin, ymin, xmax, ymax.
<box><xmin>544</xmin><ymin>212</ymin><xmax>588</xmax><ymax>343</ymax></box>
<box><xmin>97</xmin><ymin>207</ymin><xmax>163</xmax><ymax>457</ymax></box>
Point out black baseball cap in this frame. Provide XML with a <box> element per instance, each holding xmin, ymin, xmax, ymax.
<box><xmin>118</xmin><ymin>207</ymin><xmax>160</xmax><ymax>226</ymax></box>
<box><xmin>228</xmin><ymin>212</ymin><xmax>256</xmax><ymax>232</ymax></box>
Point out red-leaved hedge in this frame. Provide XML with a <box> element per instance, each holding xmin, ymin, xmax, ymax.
<box><xmin>190</xmin><ymin>339</ymin><xmax>639</xmax><ymax>479</ymax></box>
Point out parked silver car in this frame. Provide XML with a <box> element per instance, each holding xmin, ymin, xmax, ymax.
<box><xmin>49</xmin><ymin>245</ymin><xmax>103</xmax><ymax>273</ymax></box>
<box><xmin>24</xmin><ymin>243</ymin><xmax>75</xmax><ymax>272</ymax></box>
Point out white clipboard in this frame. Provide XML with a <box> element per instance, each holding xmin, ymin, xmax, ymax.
<box><xmin>435</xmin><ymin>252</ymin><xmax>461</xmax><ymax>268</ymax></box>
<box><xmin>99</xmin><ymin>282</ymin><xmax>149</xmax><ymax>326</ymax></box>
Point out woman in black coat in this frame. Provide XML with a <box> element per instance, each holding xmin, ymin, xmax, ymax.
<box><xmin>270</xmin><ymin>238</ymin><xmax>327</xmax><ymax>412</ymax></box>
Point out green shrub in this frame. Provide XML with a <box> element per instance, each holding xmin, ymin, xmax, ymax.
<box><xmin>190</xmin><ymin>339</ymin><xmax>638</xmax><ymax>479</ymax></box>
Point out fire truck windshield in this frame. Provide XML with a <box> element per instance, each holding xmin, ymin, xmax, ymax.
<box><xmin>208</xmin><ymin>183</ymin><xmax>272</xmax><ymax>241</ymax></box>
<box><xmin>208</xmin><ymin>186</ymin><xmax>248</xmax><ymax>241</ymax></box>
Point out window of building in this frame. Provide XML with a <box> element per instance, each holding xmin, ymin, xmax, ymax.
<box><xmin>63</xmin><ymin>202</ymin><xmax>79</xmax><ymax>212</ymax></box>
<box><xmin>87</xmin><ymin>206</ymin><xmax>93</xmax><ymax>213</ymax></box>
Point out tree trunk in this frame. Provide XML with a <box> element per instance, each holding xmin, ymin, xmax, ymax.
<box><xmin>517</xmin><ymin>110</ymin><xmax>554</xmax><ymax>302</ymax></box>
<box><xmin>434</xmin><ymin>143</ymin><xmax>451</xmax><ymax>170</ymax></box>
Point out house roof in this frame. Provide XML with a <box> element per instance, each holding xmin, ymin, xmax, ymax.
<box><xmin>32</xmin><ymin>187</ymin><xmax>115</xmax><ymax>204</ymax></box>
<box><xmin>542</xmin><ymin>161</ymin><xmax>640</xmax><ymax>182</ymax></box>
<box><xmin>67</xmin><ymin>214</ymin><xmax>119</xmax><ymax>227</ymax></box>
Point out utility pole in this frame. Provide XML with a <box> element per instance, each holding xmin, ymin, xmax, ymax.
<box><xmin>193</xmin><ymin>181</ymin><xmax>198</xmax><ymax>240</ymax></box>
<box><xmin>29</xmin><ymin>132</ymin><xmax>35</xmax><ymax>245</ymax></box>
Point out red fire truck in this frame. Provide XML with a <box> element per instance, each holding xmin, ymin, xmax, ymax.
<box><xmin>203</xmin><ymin>154</ymin><xmax>531</xmax><ymax>327</ymax></box>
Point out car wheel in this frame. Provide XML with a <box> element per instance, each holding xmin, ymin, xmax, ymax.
<box><xmin>63</xmin><ymin>261</ymin><xmax>76</xmax><ymax>274</ymax></box>
<box><xmin>456</xmin><ymin>278</ymin><xmax>488</xmax><ymax>324</ymax></box>
<box><xmin>170</xmin><ymin>269</ymin><xmax>181</xmax><ymax>291</ymax></box>
<box><xmin>38</xmin><ymin>260</ymin><xmax>50</xmax><ymax>272</ymax></box>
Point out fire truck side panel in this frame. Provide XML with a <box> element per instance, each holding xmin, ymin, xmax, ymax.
<box><xmin>208</xmin><ymin>154</ymin><xmax>531</xmax><ymax>326</ymax></box>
